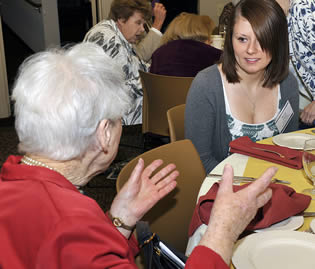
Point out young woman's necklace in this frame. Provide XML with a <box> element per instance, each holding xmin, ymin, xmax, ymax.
<box><xmin>242</xmin><ymin>88</ymin><xmax>257</xmax><ymax>112</ymax></box>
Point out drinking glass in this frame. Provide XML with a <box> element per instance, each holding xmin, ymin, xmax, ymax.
<box><xmin>218</xmin><ymin>24</ymin><xmax>227</xmax><ymax>39</ymax></box>
<box><xmin>302</xmin><ymin>139</ymin><xmax>315</xmax><ymax>198</ymax></box>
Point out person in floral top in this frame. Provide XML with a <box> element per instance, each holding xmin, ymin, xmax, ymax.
<box><xmin>84</xmin><ymin>0</ymin><xmax>164</xmax><ymax>125</ymax></box>
<box><xmin>277</xmin><ymin>0</ymin><xmax>315</xmax><ymax>125</ymax></box>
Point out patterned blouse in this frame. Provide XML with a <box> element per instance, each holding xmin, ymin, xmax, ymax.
<box><xmin>223</xmin><ymin>85</ymin><xmax>282</xmax><ymax>142</ymax></box>
<box><xmin>288</xmin><ymin>0</ymin><xmax>315</xmax><ymax>98</ymax></box>
<box><xmin>84</xmin><ymin>20</ymin><xmax>149</xmax><ymax>125</ymax></box>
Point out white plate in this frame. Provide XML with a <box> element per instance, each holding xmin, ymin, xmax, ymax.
<box><xmin>232</xmin><ymin>231</ymin><xmax>315</xmax><ymax>269</ymax></box>
<box><xmin>254</xmin><ymin>216</ymin><xmax>304</xmax><ymax>232</ymax></box>
<box><xmin>310</xmin><ymin>219</ymin><xmax>315</xmax><ymax>233</ymax></box>
<box><xmin>272</xmin><ymin>133</ymin><xmax>314</xmax><ymax>149</ymax></box>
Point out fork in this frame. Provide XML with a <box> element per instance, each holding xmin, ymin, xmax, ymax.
<box><xmin>208</xmin><ymin>174</ymin><xmax>291</xmax><ymax>184</ymax></box>
<box><xmin>233</xmin><ymin>178</ymin><xmax>291</xmax><ymax>184</ymax></box>
<box><xmin>252</xmin><ymin>147</ymin><xmax>285</xmax><ymax>158</ymax></box>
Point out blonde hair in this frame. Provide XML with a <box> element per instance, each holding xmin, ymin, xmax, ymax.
<box><xmin>160</xmin><ymin>12</ymin><xmax>215</xmax><ymax>46</ymax></box>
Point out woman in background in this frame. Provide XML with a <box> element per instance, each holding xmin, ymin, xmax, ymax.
<box><xmin>150</xmin><ymin>12</ymin><xmax>222</xmax><ymax>77</ymax></box>
<box><xmin>185</xmin><ymin>0</ymin><xmax>299</xmax><ymax>173</ymax></box>
<box><xmin>134</xmin><ymin>1</ymin><xmax>166</xmax><ymax>62</ymax></box>
<box><xmin>84</xmin><ymin>0</ymin><xmax>154</xmax><ymax>125</ymax></box>
<box><xmin>276</xmin><ymin>0</ymin><xmax>315</xmax><ymax>126</ymax></box>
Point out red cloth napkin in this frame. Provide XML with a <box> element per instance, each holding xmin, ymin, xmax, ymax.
<box><xmin>188</xmin><ymin>182</ymin><xmax>311</xmax><ymax>237</ymax></box>
<box><xmin>229</xmin><ymin>136</ymin><xmax>303</xmax><ymax>169</ymax></box>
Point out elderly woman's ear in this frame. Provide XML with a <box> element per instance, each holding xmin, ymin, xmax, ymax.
<box><xmin>96</xmin><ymin>119</ymin><xmax>122</xmax><ymax>154</ymax></box>
<box><xmin>96</xmin><ymin>119</ymin><xmax>113</xmax><ymax>153</ymax></box>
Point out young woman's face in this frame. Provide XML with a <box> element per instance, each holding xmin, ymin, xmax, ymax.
<box><xmin>232</xmin><ymin>16</ymin><xmax>272</xmax><ymax>76</ymax></box>
<box><xmin>117</xmin><ymin>11</ymin><xmax>146</xmax><ymax>44</ymax></box>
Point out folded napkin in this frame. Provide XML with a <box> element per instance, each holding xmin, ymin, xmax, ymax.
<box><xmin>188</xmin><ymin>182</ymin><xmax>311</xmax><ymax>237</ymax></box>
<box><xmin>229</xmin><ymin>136</ymin><xmax>303</xmax><ymax>169</ymax></box>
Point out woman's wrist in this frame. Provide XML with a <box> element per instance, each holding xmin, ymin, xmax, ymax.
<box><xmin>199</xmin><ymin>226</ymin><xmax>235</xmax><ymax>265</ymax></box>
<box><xmin>107</xmin><ymin>211</ymin><xmax>136</xmax><ymax>239</ymax></box>
<box><xmin>108</xmin><ymin>211</ymin><xmax>136</xmax><ymax>231</ymax></box>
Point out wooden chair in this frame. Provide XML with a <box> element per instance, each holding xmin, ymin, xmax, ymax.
<box><xmin>139</xmin><ymin>70</ymin><xmax>194</xmax><ymax>137</ymax></box>
<box><xmin>116</xmin><ymin>139</ymin><xmax>206</xmax><ymax>255</ymax></box>
<box><xmin>167</xmin><ymin>104</ymin><xmax>186</xmax><ymax>143</ymax></box>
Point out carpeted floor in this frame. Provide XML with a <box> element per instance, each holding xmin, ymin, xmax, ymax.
<box><xmin>0</xmin><ymin>118</ymin><xmax>152</xmax><ymax>212</ymax></box>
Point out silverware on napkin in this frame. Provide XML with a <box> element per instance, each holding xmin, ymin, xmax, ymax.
<box><xmin>208</xmin><ymin>173</ymin><xmax>291</xmax><ymax>184</ymax></box>
<box><xmin>252</xmin><ymin>147</ymin><xmax>286</xmax><ymax>158</ymax></box>
<box><xmin>296</xmin><ymin>212</ymin><xmax>315</xmax><ymax>217</ymax></box>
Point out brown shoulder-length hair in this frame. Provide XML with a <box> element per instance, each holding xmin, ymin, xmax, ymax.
<box><xmin>108</xmin><ymin>0</ymin><xmax>152</xmax><ymax>22</ymax></box>
<box><xmin>221</xmin><ymin>0</ymin><xmax>289</xmax><ymax>88</ymax></box>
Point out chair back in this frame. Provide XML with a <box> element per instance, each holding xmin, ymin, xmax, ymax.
<box><xmin>167</xmin><ymin>104</ymin><xmax>186</xmax><ymax>143</ymax></box>
<box><xmin>116</xmin><ymin>139</ymin><xmax>206</xmax><ymax>253</ymax></box>
<box><xmin>139</xmin><ymin>70</ymin><xmax>194</xmax><ymax>137</ymax></box>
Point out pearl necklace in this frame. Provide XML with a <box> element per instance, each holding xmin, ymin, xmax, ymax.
<box><xmin>20</xmin><ymin>155</ymin><xmax>83</xmax><ymax>192</ymax></box>
<box><xmin>21</xmin><ymin>155</ymin><xmax>60</xmax><ymax>172</ymax></box>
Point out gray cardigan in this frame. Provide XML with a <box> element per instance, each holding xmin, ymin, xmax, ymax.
<box><xmin>185</xmin><ymin>65</ymin><xmax>299</xmax><ymax>174</ymax></box>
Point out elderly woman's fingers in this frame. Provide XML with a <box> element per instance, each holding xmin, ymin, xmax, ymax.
<box><xmin>126</xmin><ymin>158</ymin><xmax>145</xmax><ymax>185</ymax></box>
<box><xmin>140</xmin><ymin>159</ymin><xmax>164</xmax><ymax>179</ymax></box>
<box><xmin>256</xmin><ymin>188</ymin><xmax>273</xmax><ymax>208</ymax></box>
<box><xmin>149</xmin><ymin>163</ymin><xmax>177</xmax><ymax>184</ymax></box>
<box><xmin>153</xmin><ymin>3</ymin><xmax>166</xmax><ymax>15</ymax></box>
<box><xmin>246</xmin><ymin>166</ymin><xmax>277</xmax><ymax>197</ymax></box>
<box><xmin>155</xmin><ymin>171</ymin><xmax>178</xmax><ymax>197</ymax></box>
<box><xmin>300</xmin><ymin>102</ymin><xmax>315</xmax><ymax>124</ymax></box>
<box><xmin>152</xmin><ymin>3</ymin><xmax>166</xmax><ymax>30</ymax></box>
<box><xmin>217</xmin><ymin>164</ymin><xmax>234</xmax><ymax>195</ymax></box>
<box><xmin>154</xmin><ymin>169</ymin><xmax>179</xmax><ymax>189</ymax></box>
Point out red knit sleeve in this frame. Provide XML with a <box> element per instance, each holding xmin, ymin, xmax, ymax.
<box><xmin>185</xmin><ymin>246</ymin><xmax>229</xmax><ymax>269</ymax></box>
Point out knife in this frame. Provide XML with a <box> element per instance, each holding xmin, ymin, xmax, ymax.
<box><xmin>296</xmin><ymin>212</ymin><xmax>315</xmax><ymax>217</ymax></box>
<box><xmin>207</xmin><ymin>173</ymin><xmax>291</xmax><ymax>184</ymax></box>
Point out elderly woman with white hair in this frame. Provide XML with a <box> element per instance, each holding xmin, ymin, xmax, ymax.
<box><xmin>0</xmin><ymin>42</ymin><xmax>275</xmax><ymax>268</ymax></box>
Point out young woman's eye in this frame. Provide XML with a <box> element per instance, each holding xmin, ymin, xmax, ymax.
<box><xmin>238</xmin><ymin>37</ymin><xmax>247</xmax><ymax>42</ymax></box>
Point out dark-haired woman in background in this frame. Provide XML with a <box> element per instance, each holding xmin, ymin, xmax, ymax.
<box><xmin>185</xmin><ymin>0</ymin><xmax>299</xmax><ymax>173</ymax></box>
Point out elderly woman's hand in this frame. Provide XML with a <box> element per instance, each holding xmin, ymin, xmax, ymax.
<box><xmin>199</xmin><ymin>164</ymin><xmax>276</xmax><ymax>265</ymax></box>
<box><xmin>109</xmin><ymin>158</ymin><xmax>178</xmax><ymax>238</ymax></box>
<box><xmin>300</xmin><ymin>101</ymin><xmax>315</xmax><ymax>125</ymax></box>
<box><xmin>152</xmin><ymin>3</ymin><xmax>166</xmax><ymax>31</ymax></box>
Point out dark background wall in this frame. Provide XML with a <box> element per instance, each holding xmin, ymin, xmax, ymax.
<box><xmin>159</xmin><ymin>0</ymin><xmax>198</xmax><ymax>32</ymax></box>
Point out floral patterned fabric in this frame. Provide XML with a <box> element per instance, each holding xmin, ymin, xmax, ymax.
<box><xmin>288</xmin><ymin>0</ymin><xmax>315</xmax><ymax>98</ymax></box>
<box><xmin>223</xmin><ymin>85</ymin><xmax>282</xmax><ymax>142</ymax></box>
<box><xmin>84</xmin><ymin>20</ymin><xmax>149</xmax><ymax>125</ymax></box>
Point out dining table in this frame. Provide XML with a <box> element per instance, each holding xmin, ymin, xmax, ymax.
<box><xmin>185</xmin><ymin>128</ymin><xmax>315</xmax><ymax>268</ymax></box>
